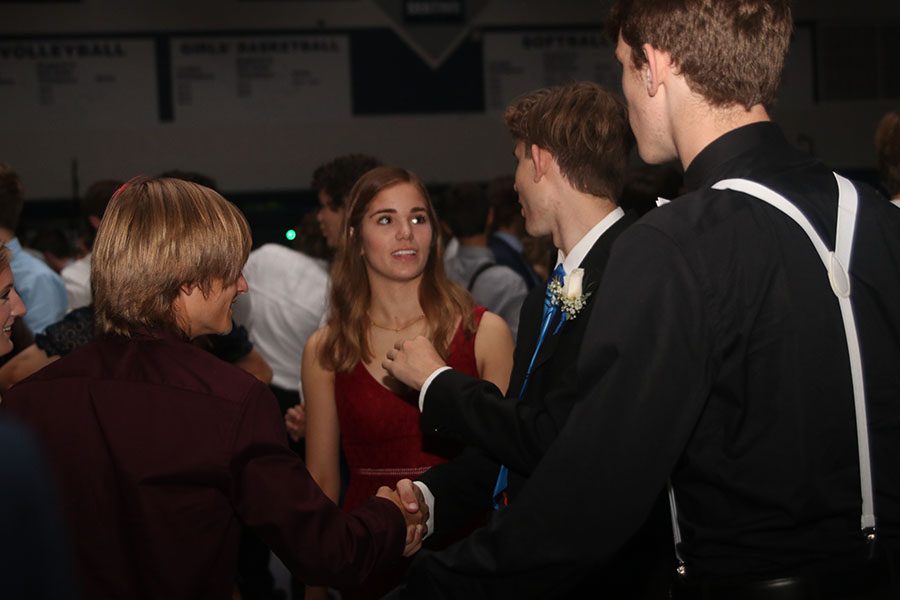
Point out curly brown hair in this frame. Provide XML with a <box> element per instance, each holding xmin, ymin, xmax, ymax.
<box><xmin>310</xmin><ymin>154</ymin><xmax>382</xmax><ymax>209</ymax></box>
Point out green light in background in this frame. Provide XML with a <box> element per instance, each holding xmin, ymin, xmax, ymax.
<box><xmin>285</xmin><ymin>229</ymin><xmax>297</xmax><ymax>241</ymax></box>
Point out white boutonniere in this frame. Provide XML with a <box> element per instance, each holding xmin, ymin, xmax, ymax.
<box><xmin>547</xmin><ymin>268</ymin><xmax>592</xmax><ymax>321</ymax></box>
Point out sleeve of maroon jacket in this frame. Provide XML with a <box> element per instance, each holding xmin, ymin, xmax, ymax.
<box><xmin>229</xmin><ymin>382</ymin><xmax>406</xmax><ymax>587</ymax></box>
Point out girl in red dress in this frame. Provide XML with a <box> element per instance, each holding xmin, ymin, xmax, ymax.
<box><xmin>301</xmin><ymin>166</ymin><xmax>513</xmax><ymax>599</ymax></box>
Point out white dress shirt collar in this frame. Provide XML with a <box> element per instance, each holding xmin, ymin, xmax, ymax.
<box><xmin>555</xmin><ymin>207</ymin><xmax>624</xmax><ymax>274</ymax></box>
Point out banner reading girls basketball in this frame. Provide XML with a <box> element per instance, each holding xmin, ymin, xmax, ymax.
<box><xmin>169</xmin><ymin>34</ymin><xmax>351</xmax><ymax>124</ymax></box>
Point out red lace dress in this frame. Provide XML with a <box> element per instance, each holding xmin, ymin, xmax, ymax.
<box><xmin>333</xmin><ymin>307</ymin><xmax>485</xmax><ymax>597</ymax></box>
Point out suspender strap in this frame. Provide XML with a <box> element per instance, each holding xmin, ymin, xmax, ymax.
<box><xmin>668</xmin><ymin>173</ymin><xmax>874</xmax><ymax>573</ymax></box>
<box><xmin>712</xmin><ymin>174</ymin><xmax>873</xmax><ymax>530</ymax></box>
<box><xmin>667</xmin><ymin>482</ymin><xmax>685</xmax><ymax>572</ymax></box>
<box><xmin>467</xmin><ymin>262</ymin><xmax>496</xmax><ymax>291</ymax></box>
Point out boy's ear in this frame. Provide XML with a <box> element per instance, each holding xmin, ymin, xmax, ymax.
<box><xmin>531</xmin><ymin>144</ymin><xmax>553</xmax><ymax>182</ymax></box>
<box><xmin>643</xmin><ymin>42</ymin><xmax>670</xmax><ymax>97</ymax></box>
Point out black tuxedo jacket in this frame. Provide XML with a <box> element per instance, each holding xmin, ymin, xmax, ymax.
<box><xmin>418</xmin><ymin>212</ymin><xmax>637</xmax><ymax>537</ymax></box>
<box><xmin>406</xmin><ymin>212</ymin><xmax>672</xmax><ymax>598</ymax></box>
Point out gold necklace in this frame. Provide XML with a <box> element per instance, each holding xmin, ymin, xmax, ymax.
<box><xmin>369</xmin><ymin>313</ymin><xmax>425</xmax><ymax>332</ymax></box>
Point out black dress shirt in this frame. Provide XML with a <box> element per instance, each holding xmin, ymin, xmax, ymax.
<box><xmin>401</xmin><ymin>122</ymin><xmax>900</xmax><ymax>596</ymax></box>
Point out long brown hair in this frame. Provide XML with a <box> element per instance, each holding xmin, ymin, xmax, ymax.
<box><xmin>319</xmin><ymin>166</ymin><xmax>474</xmax><ymax>372</ymax></box>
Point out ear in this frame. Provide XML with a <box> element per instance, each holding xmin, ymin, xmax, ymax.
<box><xmin>642</xmin><ymin>43</ymin><xmax>669</xmax><ymax>97</ymax></box>
<box><xmin>179</xmin><ymin>283</ymin><xmax>195</xmax><ymax>296</ymax></box>
<box><xmin>531</xmin><ymin>144</ymin><xmax>553</xmax><ymax>183</ymax></box>
<box><xmin>350</xmin><ymin>227</ymin><xmax>366</xmax><ymax>256</ymax></box>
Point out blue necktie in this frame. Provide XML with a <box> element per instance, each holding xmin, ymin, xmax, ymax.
<box><xmin>492</xmin><ymin>263</ymin><xmax>565</xmax><ymax>509</ymax></box>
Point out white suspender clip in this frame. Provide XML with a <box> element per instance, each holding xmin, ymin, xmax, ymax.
<box><xmin>828</xmin><ymin>253</ymin><xmax>851</xmax><ymax>298</ymax></box>
<box><xmin>865</xmin><ymin>527</ymin><xmax>876</xmax><ymax>543</ymax></box>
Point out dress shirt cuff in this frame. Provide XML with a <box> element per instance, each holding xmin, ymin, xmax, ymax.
<box><xmin>413</xmin><ymin>481</ymin><xmax>435</xmax><ymax>539</ymax></box>
<box><xmin>418</xmin><ymin>366</ymin><xmax>453</xmax><ymax>411</ymax></box>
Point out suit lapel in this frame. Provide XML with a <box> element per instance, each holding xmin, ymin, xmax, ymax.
<box><xmin>526</xmin><ymin>212</ymin><xmax>635</xmax><ymax>373</ymax></box>
<box><xmin>507</xmin><ymin>284</ymin><xmax>547</xmax><ymax>396</ymax></box>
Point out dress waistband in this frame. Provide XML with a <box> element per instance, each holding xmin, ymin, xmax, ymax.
<box><xmin>351</xmin><ymin>466</ymin><xmax>429</xmax><ymax>477</ymax></box>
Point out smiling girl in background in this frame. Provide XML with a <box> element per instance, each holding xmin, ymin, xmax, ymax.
<box><xmin>300</xmin><ymin>166</ymin><xmax>513</xmax><ymax>598</ymax></box>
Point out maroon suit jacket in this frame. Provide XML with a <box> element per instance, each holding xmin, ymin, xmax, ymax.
<box><xmin>2</xmin><ymin>330</ymin><xmax>404</xmax><ymax>600</ymax></box>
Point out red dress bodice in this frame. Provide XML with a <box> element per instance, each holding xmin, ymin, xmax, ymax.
<box><xmin>334</xmin><ymin>306</ymin><xmax>485</xmax><ymax>512</ymax></box>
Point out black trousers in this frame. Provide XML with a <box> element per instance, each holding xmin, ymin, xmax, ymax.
<box><xmin>671</xmin><ymin>545</ymin><xmax>898</xmax><ymax>600</ymax></box>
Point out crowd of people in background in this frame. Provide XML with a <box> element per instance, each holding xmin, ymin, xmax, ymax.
<box><xmin>0</xmin><ymin>1</ymin><xmax>899</xmax><ymax>599</ymax></box>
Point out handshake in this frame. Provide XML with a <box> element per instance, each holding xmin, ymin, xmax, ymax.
<box><xmin>376</xmin><ymin>479</ymin><xmax>429</xmax><ymax>557</ymax></box>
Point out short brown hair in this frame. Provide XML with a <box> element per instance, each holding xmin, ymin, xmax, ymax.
<box><xmin>0</xmin><ymin>162</ymin><xmax>24</xmax><ymax>232</ymax></box>
<box><xmin>607</xmin><ymin>0</ymin><xmax>792</xmax><ymax>110</ymax></box>
<box><xmin>504</xmin><ymin>81</ymin><xmax>631</xmax><ymax>200</ymax></box>
<box><xmin>875</xmin><ymin>109</ymin><xmax>900</xmax><ymax>197</ymax></box>
<box><xmin>93</xmin><ymin>176</ymin><xmax>251</xmax><ymax>337</ymax></box>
